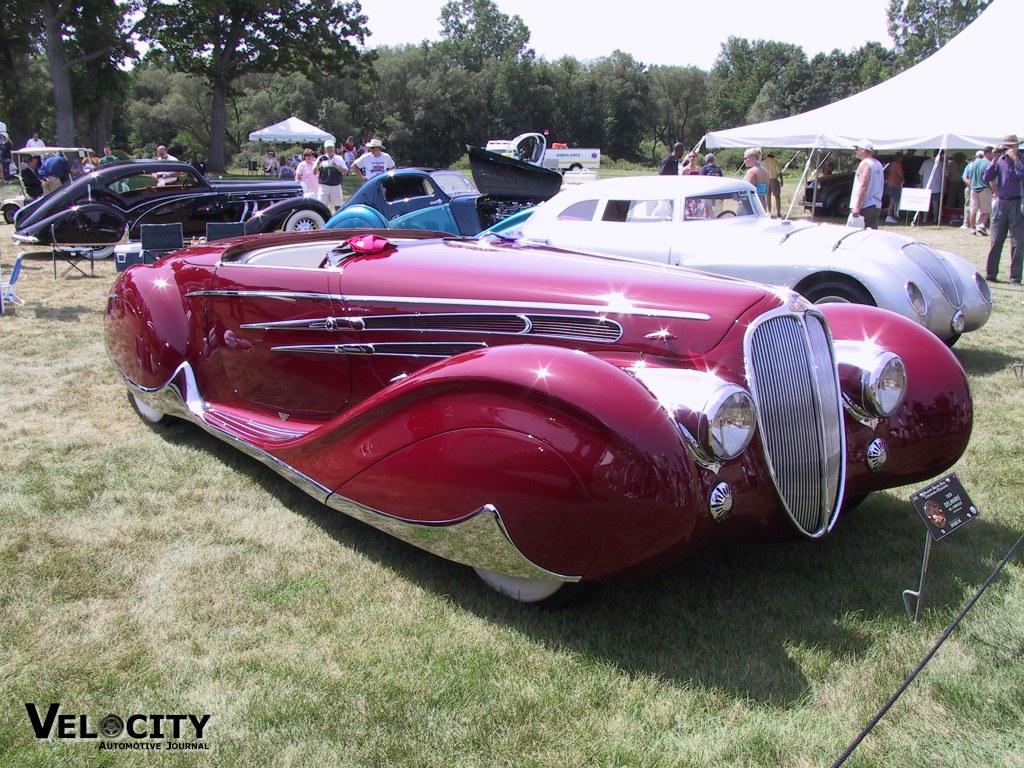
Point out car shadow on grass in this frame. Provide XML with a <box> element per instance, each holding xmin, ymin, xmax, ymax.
<box><xmin>151</xmin><ymin>418</ymin><xmax>1014</xmax><ymax>706</ymax></box>
<box><xmin>954</xmin><ymin>345</ymin><xmax>1019</xmax><ymax>377</ymax></box>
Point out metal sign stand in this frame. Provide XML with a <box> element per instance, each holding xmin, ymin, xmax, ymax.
<box><xmin>902</xmin><ymin>532</ymin><xmax>933</xmax><ymax>621</ymax></box>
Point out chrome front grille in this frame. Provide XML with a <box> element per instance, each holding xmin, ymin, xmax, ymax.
<box><xmin>746</xmin><ymin>310</ymin><xmax>845</xmax><ymax>537</ymax></box>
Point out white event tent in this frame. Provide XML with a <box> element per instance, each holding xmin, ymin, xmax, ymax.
<box><xmin>705</xmin><ymin>0</ymin><xmax>1020</xmax><ymax>152</ymax></box>
<box><xmin>248</xmin><ymin>117</ymin><xmax>335</xmax><ymax>144</ymax></box>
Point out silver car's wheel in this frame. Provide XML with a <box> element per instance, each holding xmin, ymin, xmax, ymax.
<box><xmin>800</xmin><ymin>278</ymin><xmax>874</xmax><ymax>306</ymax></box>
<box><xmin>129</xmin><ymin>392</ymin><xmax>167</xmax><ymax>424</ymax></box>
<box><xmin>284</xmin><ymin>209</ymin><xmax>326</xmax><ymax>232</ymax></box>
<box><xmin>474</xmin><ymin>568</ymin><xmax>586</xmax><ymax>606</ymax></box>
<box><xmin>2</xmin><ymin>204</ymin><xmax>18</xmax><ymax>225</ymax></box>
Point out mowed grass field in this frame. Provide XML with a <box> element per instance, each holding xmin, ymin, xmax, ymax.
<box><xmin>1</xmin><ymin>207</ymin><xmax>1022</xmax><ymax>767</ymax></box>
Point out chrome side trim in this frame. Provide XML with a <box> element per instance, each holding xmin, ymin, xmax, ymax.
<box><xmin>187</xmin><ymin>290</ymin><xmax>335</xmax><ymax>302</ymax></box>
<box><xmin>244</xmin><ymin>312</ymin><xmax>623</xmax><ymax>343</ymax></box>
<box><xmin>241</xmin><ymin>316</ymin><xmax>366</xmax><ymax>332</ymax></box>
<box><xmin>119</xmin><ymin>362</ymin><xmax>577</xmax><ymax>582</ymax></box>
<box><xmin>190</xmin><ymin>289</ymin><xmax>710</xmax><ymax>322</ymax></box>
<box><xmin>342</xmin><ymin>294</ymin><xmax>712</xmax><ymax>322</ymax></box>
<box><xmin>271</xmin><ymin>341</ymin><xmax>487</xmax><ymax>358</ymax></box>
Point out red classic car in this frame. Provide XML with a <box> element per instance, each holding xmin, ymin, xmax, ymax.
<box><xmin>104</xmin><ymin>231</ymin><xmax>973</xmax><ymax>604</ymax></box>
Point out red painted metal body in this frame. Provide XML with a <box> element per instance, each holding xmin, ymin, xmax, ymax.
<box><xmin>104</xmin><ymin>231</ymin><xmax>973</xmax><ymax>585</ymax></box>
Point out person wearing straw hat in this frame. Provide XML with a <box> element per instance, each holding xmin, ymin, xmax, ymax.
<box><xmin>981</xmin><ymin>134</ymin><xmax>1024</xmax><ymax>284</ymax></box>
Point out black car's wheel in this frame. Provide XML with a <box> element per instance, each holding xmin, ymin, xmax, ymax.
<box><xmin>2</xmin><ymin>203</ymin><xmax>18</xmax><ymax>225</ymax></box>
<box><xmin>834</xmin><ymin>197</ymin><xmax>851</xmax><ymax>217</ymax></box>
<box><xmin>284</xmin><ymin>209</ymin><xmax>326</xmax><ymax>232</ymax></box>
<box><xmin>87</xmin><ymin>246</ymin><xmax>115</xmax><ymax>260</ymax></box>
<box><xmin>799</xmin><ymin>277</ymin><xmax>874</xmax><ymax>305</ymax></box>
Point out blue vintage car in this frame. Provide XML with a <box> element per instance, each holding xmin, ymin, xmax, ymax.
<box><xmin>325</xmin><ymin>147</ymin><xmax>562</xmax><ymax>235</ymax></box>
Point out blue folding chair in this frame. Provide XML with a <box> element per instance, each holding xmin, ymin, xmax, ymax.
<box><xmin>2</xmin><ymin>252</ymin><xmax>25</xmax><ymax>312</ymax></box>
<box><xmin>206</xmin><ymin>222</ymin><xmax>246</xmax><ymax>242</ymax></box>
<box><xmin>140</xmin><ymin>223</ymin><xmax>184</xmax><ymax>265</ymax></box>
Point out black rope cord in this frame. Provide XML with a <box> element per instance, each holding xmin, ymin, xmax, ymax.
<box><xmin>831</xmin><ymin>530</ymin><xmax>1024</xmax><ymax>768</ymax></box>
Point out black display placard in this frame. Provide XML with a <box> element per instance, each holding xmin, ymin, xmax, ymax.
<box><xmin>910</xmin><ymin>474</ymin><xmax>979</xmax><ymax>542</ymax></box>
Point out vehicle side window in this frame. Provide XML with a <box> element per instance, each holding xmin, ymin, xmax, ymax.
<box><xmin>602</xmin><ymin>199</ymin><xmax>673</xmax><ymax>223</ymax></box>
<box><xmin>556</xmin><ymin>200</ymin><xmax>598</xmax><ymax>221</ymax></box>
<box><xmin>382</xmin><ymin>176</ymin><xmax>434</xmax><ymax>202</ymax></box>
<box><xmin>108</xmin><ymin>171</ymin><xmax>201</xmax><ymax>199</ymax></box>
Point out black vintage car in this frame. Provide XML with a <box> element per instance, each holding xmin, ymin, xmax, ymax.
<box><xmin>802</xmin><ymin>154</ymin><xmax>926</xmax><ymax>217</ymax></box>
<box><xmin>11</xmin><ymin>160</ymin><xmax>331</xmax><ymax>250</ymax></box>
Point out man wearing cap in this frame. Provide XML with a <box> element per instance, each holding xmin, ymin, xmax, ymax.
<box><xmin>981</xmin><ymin>134</ymin><xmax>1024</xmax><ymax>284</ymax></box>
<box><xmin>314</xmin><ymin>140</ymin><xmax>348</xmax><ymax>211</ymax></box>
<box><xmin>850</xmin><ymin>140</ymin><xmax>884</xmax><ymax>230</ymax></box>
<box><xmin>352</xmin><ymin>138</ymin><xmax>396</xmax><ymax>182</ymax></box>
<box><xmin>962</xmin><ymin>148</ymin><xmax>993</xmax><ymax>235</ymax></box>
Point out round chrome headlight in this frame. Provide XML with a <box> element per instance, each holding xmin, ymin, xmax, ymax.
<box><xmin>906</xmin><ymin>281</ymin><xmax>927</xmax><ymax>316</ymax></box>
<box><xmin>703</xmin><ymin>387</ymin><xmax>757</xmax><ymax>460</ymax></box>
<box><xmin>863</xmin><ymin>352</ymin><xmax>906</xmax><ymax>417</ymax></box>
<box><xmin>629</xmin><ymin>367</ymin><xmax>757</xmax><ymax>463</ymax></box>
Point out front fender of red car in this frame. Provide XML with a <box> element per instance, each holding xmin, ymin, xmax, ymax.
<box><xmin>275</xmin><ymin>344</ymin><xmax>706</xmax><ymax>580</ymax></box>
<box><xmin>820</xmin><ymin>303</ymin><xmax>973</xmax><ymax>495</ymax></box>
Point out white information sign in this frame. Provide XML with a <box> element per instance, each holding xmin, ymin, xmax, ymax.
<box><xmin>899</xmin><ymin>187</ymin><xmax>932</xmax><ymax>213</ymax></box>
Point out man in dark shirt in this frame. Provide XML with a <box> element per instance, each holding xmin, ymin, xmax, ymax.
<box><xmin>659</xmin><ymin>142</ymin><xmax>685</xmax><ymax>176</ymax></box>
<box><xmin>981</xmin><ymin>133</ymin><xmax>1024</xmax><ymax>284</ymax></box>
<box><xmin>21</xmin><ymin>156</ymin><xmax>44</xmax><ymax>199</ymax></box>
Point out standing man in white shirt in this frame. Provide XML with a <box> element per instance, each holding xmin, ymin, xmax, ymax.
<box><xmin>850</xmin><ymin>139</ymin><xmax>884</xmax><ymax>230</ymax></box>
<box><xmin>352</xmin><ymin>138</ymin><xmax>396</xmax><ymax>182</ymax></box>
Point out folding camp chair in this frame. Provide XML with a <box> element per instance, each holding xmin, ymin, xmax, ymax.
<box><xmin>50</xmin><ymin>224</ymin><xmax>96</xmax><ymax>278</ymax></box>
<box><xmin>2</xmin><ymin>252</ymin><xmax>25</xmax><ymax>313</ymax></box>
<box><xmin>205</xmin><ymin>222</ymin><xmax>246</xmax><ymax>242</ymax></box>
<box><xmin>139</xmin><ymin>223</ymin><xmax>184</xmax><ymax>265</ymax></box>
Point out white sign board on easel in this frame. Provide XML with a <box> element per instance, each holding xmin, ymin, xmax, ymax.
<box><xmin>899</xmin><ymin>187</ymin><xmax>932</xmax><ymax>212</ymax></box>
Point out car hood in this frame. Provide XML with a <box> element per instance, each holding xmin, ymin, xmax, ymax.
<box><xmin>336</xmin><ymin>236</ymin><xmax>778</xmax><ymax>357</ymax></box>
<box><xmin>467</xmin><ymin>146</ymin><xmax>564</xmax><ymax>201</ymax></box>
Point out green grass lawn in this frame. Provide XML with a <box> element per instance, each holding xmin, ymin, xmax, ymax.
<box><xmin>1</xmin><ymin>210</ymin><xmax>1022</xmax><ymax>767</ymax></box>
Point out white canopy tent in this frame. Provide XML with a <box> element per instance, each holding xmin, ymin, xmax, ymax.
<box><xmin>705</xmin><ymin>1</ymin><xmax>1020</xmax><ymax>152</ymax></box>
<box><xmin>248</xmin><ymin>117</ymin><xmax>335</xmax><ymax>144</ymax></box>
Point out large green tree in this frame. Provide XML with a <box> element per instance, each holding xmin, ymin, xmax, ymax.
<box><xmin>437</xmin><ymin>0</ymin><xmax>533</xmax><ymax>71</ymax></box>
<box><xmin>648</xmin><ymin>65</ymin><xmax>708</xmax><ymax>159</ymax></box>
<box><xmin>887</xmin><ymin>0</ymin><xmax>991</xmax><ymax>65</ymax></box>
<box><xmin>138</xmin><ymin>0</ymin><xmax>368</xmax><ymax>172</ymax></box>
<box><xmin>28</xmin><ymin>0</ymin><xmax>135</xmax><ymax>146</ymax></box>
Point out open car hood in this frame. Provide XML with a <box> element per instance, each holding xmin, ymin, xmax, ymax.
<box><xmin>467</xmin><ymin>146</ymin><xmax>563</xmax><ymax>201</ymax></box>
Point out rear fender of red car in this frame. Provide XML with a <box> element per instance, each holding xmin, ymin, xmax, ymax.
<box><xmin>104</xmin><ymin>260</ymin><xmax>197</xmax><ymax>391</ymax></box>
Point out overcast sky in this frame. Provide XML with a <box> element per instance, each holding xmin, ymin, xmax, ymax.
<box><xmin>356</xmin><ymin>0</ymin><xmax>894</xmax><ymax>69</ymax></box>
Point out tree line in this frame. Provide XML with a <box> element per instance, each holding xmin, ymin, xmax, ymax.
<box><xmin>0</xmin><ymin>0</ymin><xmax>991</xmax><ymax>172</ymax></box>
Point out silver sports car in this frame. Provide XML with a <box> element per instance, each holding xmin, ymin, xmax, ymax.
<box><xmin>514</xmin><ymin>176</ymin><xmax>991</xmax><ymax>343</ymax></box>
